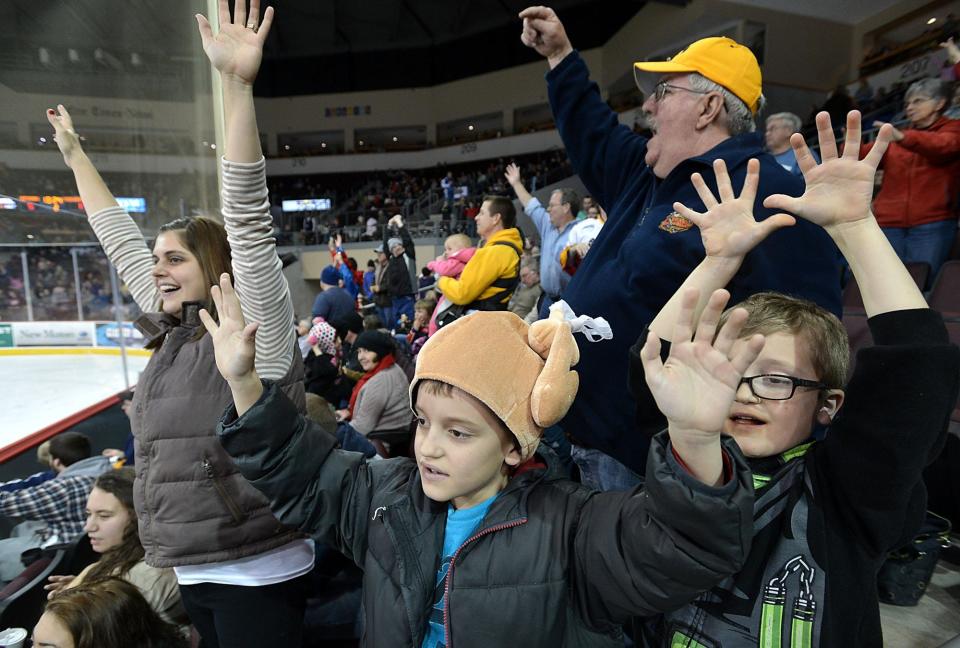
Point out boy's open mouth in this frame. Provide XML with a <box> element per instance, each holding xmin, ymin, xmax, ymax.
<box><xmin>421</xmin><ymin>463</ymin><xmax>449</xmax><ymax>480</ymax></box>
<box><xmin>729</xmin><ymin>414</ymin><xmax>765</xmax><ymax>426</ymax></box>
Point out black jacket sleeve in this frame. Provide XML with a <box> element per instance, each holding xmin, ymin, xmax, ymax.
<box><xmin>399</xmin><ymin>224</ymin><xmax>415</xmax><ymax>263</ymax></box>
<box><xmin>571</xmin><ymin>433</ymin><xmax>754</xmax><ymax>626</ymax></box>
<box><xmin>812</xmin><ymin>308</ymin><xmax>960</xmax><ymax>556</ymax></box>
<box><xmin>217</xmin><ymin>381</ymin><xmax>404</xmax><ymax>566</ymax></box>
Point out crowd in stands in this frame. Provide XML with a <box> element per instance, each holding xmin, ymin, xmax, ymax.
<box><xmin>2</xmin><ymin>2</ymin><xmax>960</xmax><ymax>647</ymax></box>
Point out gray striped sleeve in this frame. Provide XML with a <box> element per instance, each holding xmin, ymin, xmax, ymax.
<box><xmin>87</xmin><ymin>206</ymin><xmax>158</xmax><ymax>313</ymax></box>
<box><xmin>220</xmin><ymin>157</ymin><xmax>295</xmax><ymax>381</ymax></box>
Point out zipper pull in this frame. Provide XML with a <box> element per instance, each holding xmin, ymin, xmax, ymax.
<box><xmin>202</xmin><ymin>458</ymin><xmax>214</xmax><ymax>478</ymax></box>
<box><xmin>372</xmin><ymin>506</ymin><xmax>387</xmax><ymax>521</ymax></box>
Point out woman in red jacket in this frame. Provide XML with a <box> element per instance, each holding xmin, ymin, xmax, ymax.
<box><xmin>871</xmin><ymin>77</ymin><xmax>960</xmax><ymax>276</ymax></box>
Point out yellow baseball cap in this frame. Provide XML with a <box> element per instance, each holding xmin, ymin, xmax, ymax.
<box><xmin>634</xmin><ymin>37</ymin><xmax>762</xmax><ymax>114</ymax></box>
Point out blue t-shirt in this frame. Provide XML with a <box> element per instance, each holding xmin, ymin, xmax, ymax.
<box><xmin>421</xmin><ymin>494</ymin><xmax>498</xmax><ymax>648</ymax></box>
<box><xmin>774</xmin><ymin>148</ymin><xmax>820</xmax><ymax>175</ymax></box>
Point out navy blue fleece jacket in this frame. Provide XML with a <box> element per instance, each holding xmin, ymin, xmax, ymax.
<box><xmin>547</xmin><ymin>51</ymin><xmax>842</xmax><ymax>475</ymax></box>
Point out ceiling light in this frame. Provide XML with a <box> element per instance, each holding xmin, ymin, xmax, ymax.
<box><xmin>284</xmin><ymin>144</ymin><xmax>290</xmax><ymax>150</ymax></box>
<box><xmin>210</xmin><ymin>143</ymin><xmax>216</xmax><ymax>150</ymax></box>
<box><xmin>321</xmin><ymin>142</ymin><xmax>327</xmax><ymax>148</ymax></box>
<box><xmin>358</xmin><ymin>140</ymin><xmax>364</xmax><ymax>146</ymax></box>
<box><xmin>468</xmin><ymin>124</ymin><xmax>475</xmax><ymax>131</ymax></box>
<box><xmin>392</xmin><ymin>136</ymin><xmax>398</xmax><ymax>142</ymax></box>
<box><xmin>928</xmin><ymin>17</ymin><xmax>937</xmax><ymax>24</ymax></box>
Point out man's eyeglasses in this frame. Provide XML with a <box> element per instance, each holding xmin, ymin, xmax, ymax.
<box><xmin>653</xmin><ymin>81</ymin><xmax>711</xmax><ymax>103</ymax></box>
<box><xmin>738</xmin><ymin>374</ymin><xmax>828</xmax><ymax>401</ymax></box>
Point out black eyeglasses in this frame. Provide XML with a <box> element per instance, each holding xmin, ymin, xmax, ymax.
<box><xmin>738</xmin><ymin>374</ymin><xmax>828</xmax><ymax>401</ymax></box>
<box><xmin>653</xmin><ymin>81</ymin><xmax>711</xmax><ymax>103</ymax></box>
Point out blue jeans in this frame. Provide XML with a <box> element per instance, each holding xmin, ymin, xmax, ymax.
<box><xmin>392</xmin><ymin>295</ymin><xmax>415</xmax><ymax>327</ymax></box>
<box><xmin>569</xmin><ymin>444</ymin><xmax>643</xmax><ymax>492</ymax></box>
<box><xmin>376</xmin><ymin>305</ymin><xmax>394</xmax><ymax>330</ymax></box>
<box><xmin>882</xmin><ymin>220</ymin><xmax>957</xmax><ymax>278</ymax></box>
<box><xmin>336</xmin><ymin>423</ymin><xmax>377</xmax><ymax>458</ymax></box>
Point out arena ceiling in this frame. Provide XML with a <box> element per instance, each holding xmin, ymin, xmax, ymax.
<box><xmin>0</xmin><ymin>0</ymin><xmax>667</xmax><ymax>96</ymax></box>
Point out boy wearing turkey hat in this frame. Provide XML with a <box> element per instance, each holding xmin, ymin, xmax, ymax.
<box><xmin>206</xmin><ymin>272</ymin><xmax>756</xmax><ymax>647</ymax></box>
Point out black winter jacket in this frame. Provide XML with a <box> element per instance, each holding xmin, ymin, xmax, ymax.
<box><xmin>217</xmin><ymin>381</ymin><xmax>755</xmax><ymax>648</ymax></box>
<box><xmin>382</xmin><ymin>224</ymin><xmax>417</xmax><ymax>298</ymax></box>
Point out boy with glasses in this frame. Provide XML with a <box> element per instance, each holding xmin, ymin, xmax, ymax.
<box><xmin>630</xmin><ymin>110</ymin><xmax>960</xmax><ymax>646</ymax></box>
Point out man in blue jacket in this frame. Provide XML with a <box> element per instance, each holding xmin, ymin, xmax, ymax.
<box><xmin>519</xmin><ymin>7</ymin><xmax>842</xmax><ymax>490</ymax></box>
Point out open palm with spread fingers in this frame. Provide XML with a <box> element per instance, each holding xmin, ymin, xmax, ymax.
<box><xmin>673</xmin><ymin>158</ymin><xmax>795</xmax><ymax>260</ymax></box>
<box><xmin>641</xmin><ymin>289</ymin><xmax>765</xmax><ymax>440</ymax></box>
<box><xmin>200</xmin><ymin>273</ymin><xmax>259</xmax><ymax>384</ymax></box>
<box><xmin>196</xmin><ymin>0</ymin><xmax>274</xmax><ymax>85</ymax></box>
<box><xmin>763</xmin><ymin>110</ymin><xmax>893</xmax><ymax>229</ymax></box>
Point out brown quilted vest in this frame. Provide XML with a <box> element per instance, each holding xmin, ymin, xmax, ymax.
<box><xmin>131</xmin><ymin>314</ymin><xmax>305</xmax><ymax>568</ymax></box>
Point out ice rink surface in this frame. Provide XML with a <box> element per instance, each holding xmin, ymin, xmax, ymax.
<box><xmin>1</xmin><ymin>349</ymin><xmax>151</xmax><ymax>449</ymax></box>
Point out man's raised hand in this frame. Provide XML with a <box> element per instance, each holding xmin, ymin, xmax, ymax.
<box><xmin>764</xmin><ymin>110</ymin><xmax>893</xmax><ymax>231</ymax></box>
<box><xmin>518</xmin><ymin>6</ymin><xmax>573</xmax><ymax>67</ymax></box>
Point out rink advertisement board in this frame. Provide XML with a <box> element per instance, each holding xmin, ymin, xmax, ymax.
<box><xmin>11</xmin><ymin>322</ymin><xmax>95</xmax><ymax>347</ymax></box>
<box><xmin>0</xmin><ymin>324</ymin><xmax>11</xmax><ymax>348</ymax></box>
<box><xmin>95</xmin><ymin>322</ymin><xmax>145</xmax><ymax>348</ymax></box>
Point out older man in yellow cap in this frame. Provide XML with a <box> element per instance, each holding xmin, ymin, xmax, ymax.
<box><xmin>517</xmin><ymin>6</ymin><xmax>842</xmax><ymax>492</ymax></box>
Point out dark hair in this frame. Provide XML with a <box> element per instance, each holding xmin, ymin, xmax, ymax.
<box><xmin>83</xmin><ymin>468</ymin><xmax>144</xmax><ymax>584</ymax></box>
<box><xmin>421</xmin><ymin>266</ymin><xmax>432</xmax><ymax>277</ymax></box>
<box><xmin>363</xmin><ymin>314</ymin><xmax>383</xmax><ymax>330</ymax></box>
<box><xmin>483</xmin><ymin>195</ymin><xmax>516</xmax><ymax>229</ymax></box>
<box><xmin>367</xmin><ymin>259</ymin><xmax>376</xmax><ymax>269</ymax></box>
<box><xmin>45</xmin><ymin>578</ymin><xmax>187</xmax><ymax>648</ymax></box>
<box><xmin>153</xmin><ymin>217</ymin><xmax>232</xmax><ymax>347</ymax></box>
<box><xmin>346</xmin><ymin>257</ymin><xmax>358</xmax><ymax>271</ymax></box>
<box><xmin>48</xmin><ymin>432</ymin><xmax>91</xmax><ymax>467</ymax></box>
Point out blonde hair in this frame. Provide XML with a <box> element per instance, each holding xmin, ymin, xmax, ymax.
<box><xmin>445</xmin><ymin>233</ymin><xmax>472</xmax><ymax>251</ymax></box>
<box><xmin>717</xmin><ymin>292</ymin><xmax>848</xmax><ymax>388</ymax></box>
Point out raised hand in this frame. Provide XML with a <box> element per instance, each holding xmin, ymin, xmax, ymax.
<box><xmin>518</xmin><ymin>6</ymin><xmax>573</xmax><ymax>67</ymax></box>
<box><xmin>641</xmin><ymin>289</ymin><xmax>764</xmax><ymax>442</ymax></box>
<box><xmin>674</xmin><ymin>158</ymin><xmax>795</xmax><ymax>260</ymax></box>
<box><xmin>196</xmin><ymin>0</ymin><xmax>274</xmax><ymax>86</ymax></box>
<box><xmin>199</xmin><ymin>273</ymin><xmax>259</xmax><ymax>384</ymax></box>
<box><xmin>763</xmin><ymin>110</ymin><xmax>893</xmax><ymax>230</ymax></box>
<box><xmin>504</xmin><ymin>163</ymin><xmax>522</xmax><ymax>187</ymax></box>
<box><xmin>940</xmin><ymin>36</ymin><xmax>960</xmax><ymax>64</ymax></box>
<box><xmin>45</xmin><ymin>104</ymin><xmax>85</xmax><ymax>168</ymax></box>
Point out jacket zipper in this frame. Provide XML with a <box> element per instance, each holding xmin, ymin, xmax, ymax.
<box><xmin>202</xmin><ymin>458</ymin><xmax>245</xmax><ymax>524</ymax></box>
<box><xmin>443</xmin><ymin>517</ymin><xmax>527</xmax><ymax>648</ymax></box>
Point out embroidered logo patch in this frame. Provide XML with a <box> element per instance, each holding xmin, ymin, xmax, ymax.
<box><xmin>658</xmin><ymin>212</ymin><xmax>693</xmax><ymax>233</ymax></box>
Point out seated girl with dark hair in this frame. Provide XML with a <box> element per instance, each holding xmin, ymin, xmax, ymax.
<box><xmin>45</xmin><ymin>468</ymin><xmax>189</xmax><ymax>635</ymax></box>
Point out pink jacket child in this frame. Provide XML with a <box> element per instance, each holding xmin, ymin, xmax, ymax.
<box><xmin>426</xmin><ymin>246</ymin><xmax>476</xmax><ymax>336</ymax></box>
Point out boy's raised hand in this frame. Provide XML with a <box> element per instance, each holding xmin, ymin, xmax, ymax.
<box><xmin>200</xmin><ymin>273</ymin><xmax>259</xmax><ymax>384</ymax></box>
<box><xmin>674</xmin><ymin>158</ymin><xmax>795</xmax><ymax>260</ymax></box>
<box><xmin>642</xmin><ymin>289</ymin><xmax>764</xmax><ymax>454</ymax></box>
<box><xmin>196</xmin><ymin>0</ymin><xmax>273</xmax><ymax>86</ymax></box>
<box><xmin>45</xmin><ymin>104</ymin><xmax>84</xmax><ymax>169</ymax></box>
<box><xmin>764</xmin><ymin>110</ymin><xmax>893</xmax><ymax>230</ymax></box>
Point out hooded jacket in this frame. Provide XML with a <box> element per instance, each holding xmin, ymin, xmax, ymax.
<box><xmin>217</xmin><ymin>381</ymin><xmax>755</xmax><ymax>648</ymax></box>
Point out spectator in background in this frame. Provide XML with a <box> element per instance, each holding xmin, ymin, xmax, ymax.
<box><xmin>577</xmin><ymin>195</ymin><xmax>594</xmax><ymax>220</ymax></box>
<box><xmin>854</xmin><ymin>78</ymin><xmax>875</xmax><ymax>113</ymax></box>
<box><xmin>44</xmin><ymin>469</ymin><xmax>189</xmax><ymax>635</ymax></box>
<box><xmin>312</xmin><ymin>265</ymin><xmax>356</xmax><ymax>323</ymax></box>
<box><xmin>37</xmin><ymin>578</ymin><xmax>188</xmax><ymax>648</ymax></box>
<box><xmin>870</xmin><ymin>77</ymin><xmax>960</xmax><ymax>276</ymax></box>
<box><xmin>520</xmin><ymin>9</ymin><xmax>841</xmax><ymax>490</ymax></box>
<box><xmin>436</xmin><ymin>196</ymin><xmax>523</xmax><ymax>319</ymax></box>
<box><xmin>560</xmin><ymin>205</ymin><xmax>606</xmax><ymax>276</ymax></box>
<box><xmin>379</xmin><ymin>214</ymin><xmax>417</xmax><ymax>323</ymax></box>
<box><xmin>765</xmin><ymin>112</ymin><xmax>818</xmax><ymax>175</ymax></box>
<box><xmin>504</xmin><ymin>163</ymin><xmax>577</xmax><ymax>319</ymax></box>
<box><xmin>371</xmin><ymin>245</ymin><xmax>394</xmax><ymax>327</ymax></box>
<box><xmin>362</xmin><ymin>259</ymin><xmax>377</xmax><ymax>302</ymax></box>
<box><xmin>0</xmin><ymin>441</ymin><xmax>55</xmax><ymax>494</ymax></box>
<box><xmin>823</xmin><ymin>84</ymin><xmax>855</xmax><ymax>134</ymax></box>
<box><xmin>0</xmin><ymin>431</ymin><xmax>111</xmax><ymax>581</ymax></box>
<box><xmin>463</xmin><ymin>199</ymin><xmax>479</xmax><ymax>237</ymax></box>
<box><xmin>418</xmin><ymin>267</ymin><xmax>434</xmax><ymax>299</ymax></box>
<box><xmin>334</xmin><ymin>331</ymin><xmax>410</xmax><ymax>457</ymax></box>
<box><xmin>441</xmin><ymin>171</ymin><xmax>455</xmax><ymax>206</ymax></box>
<box><xmin>508</xmin><ymin>261</ymin><xmax>542</xmax><ymax>323</ymax></box>
<box><xmin>364</xmin><ymin>215</ymin><xmax>378</xmax><ymax>241</ymax></box>
<box><xmin>427</xmin><ymin>233</ymin><xmax>476</xmax><ymax>335</ymax></box>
